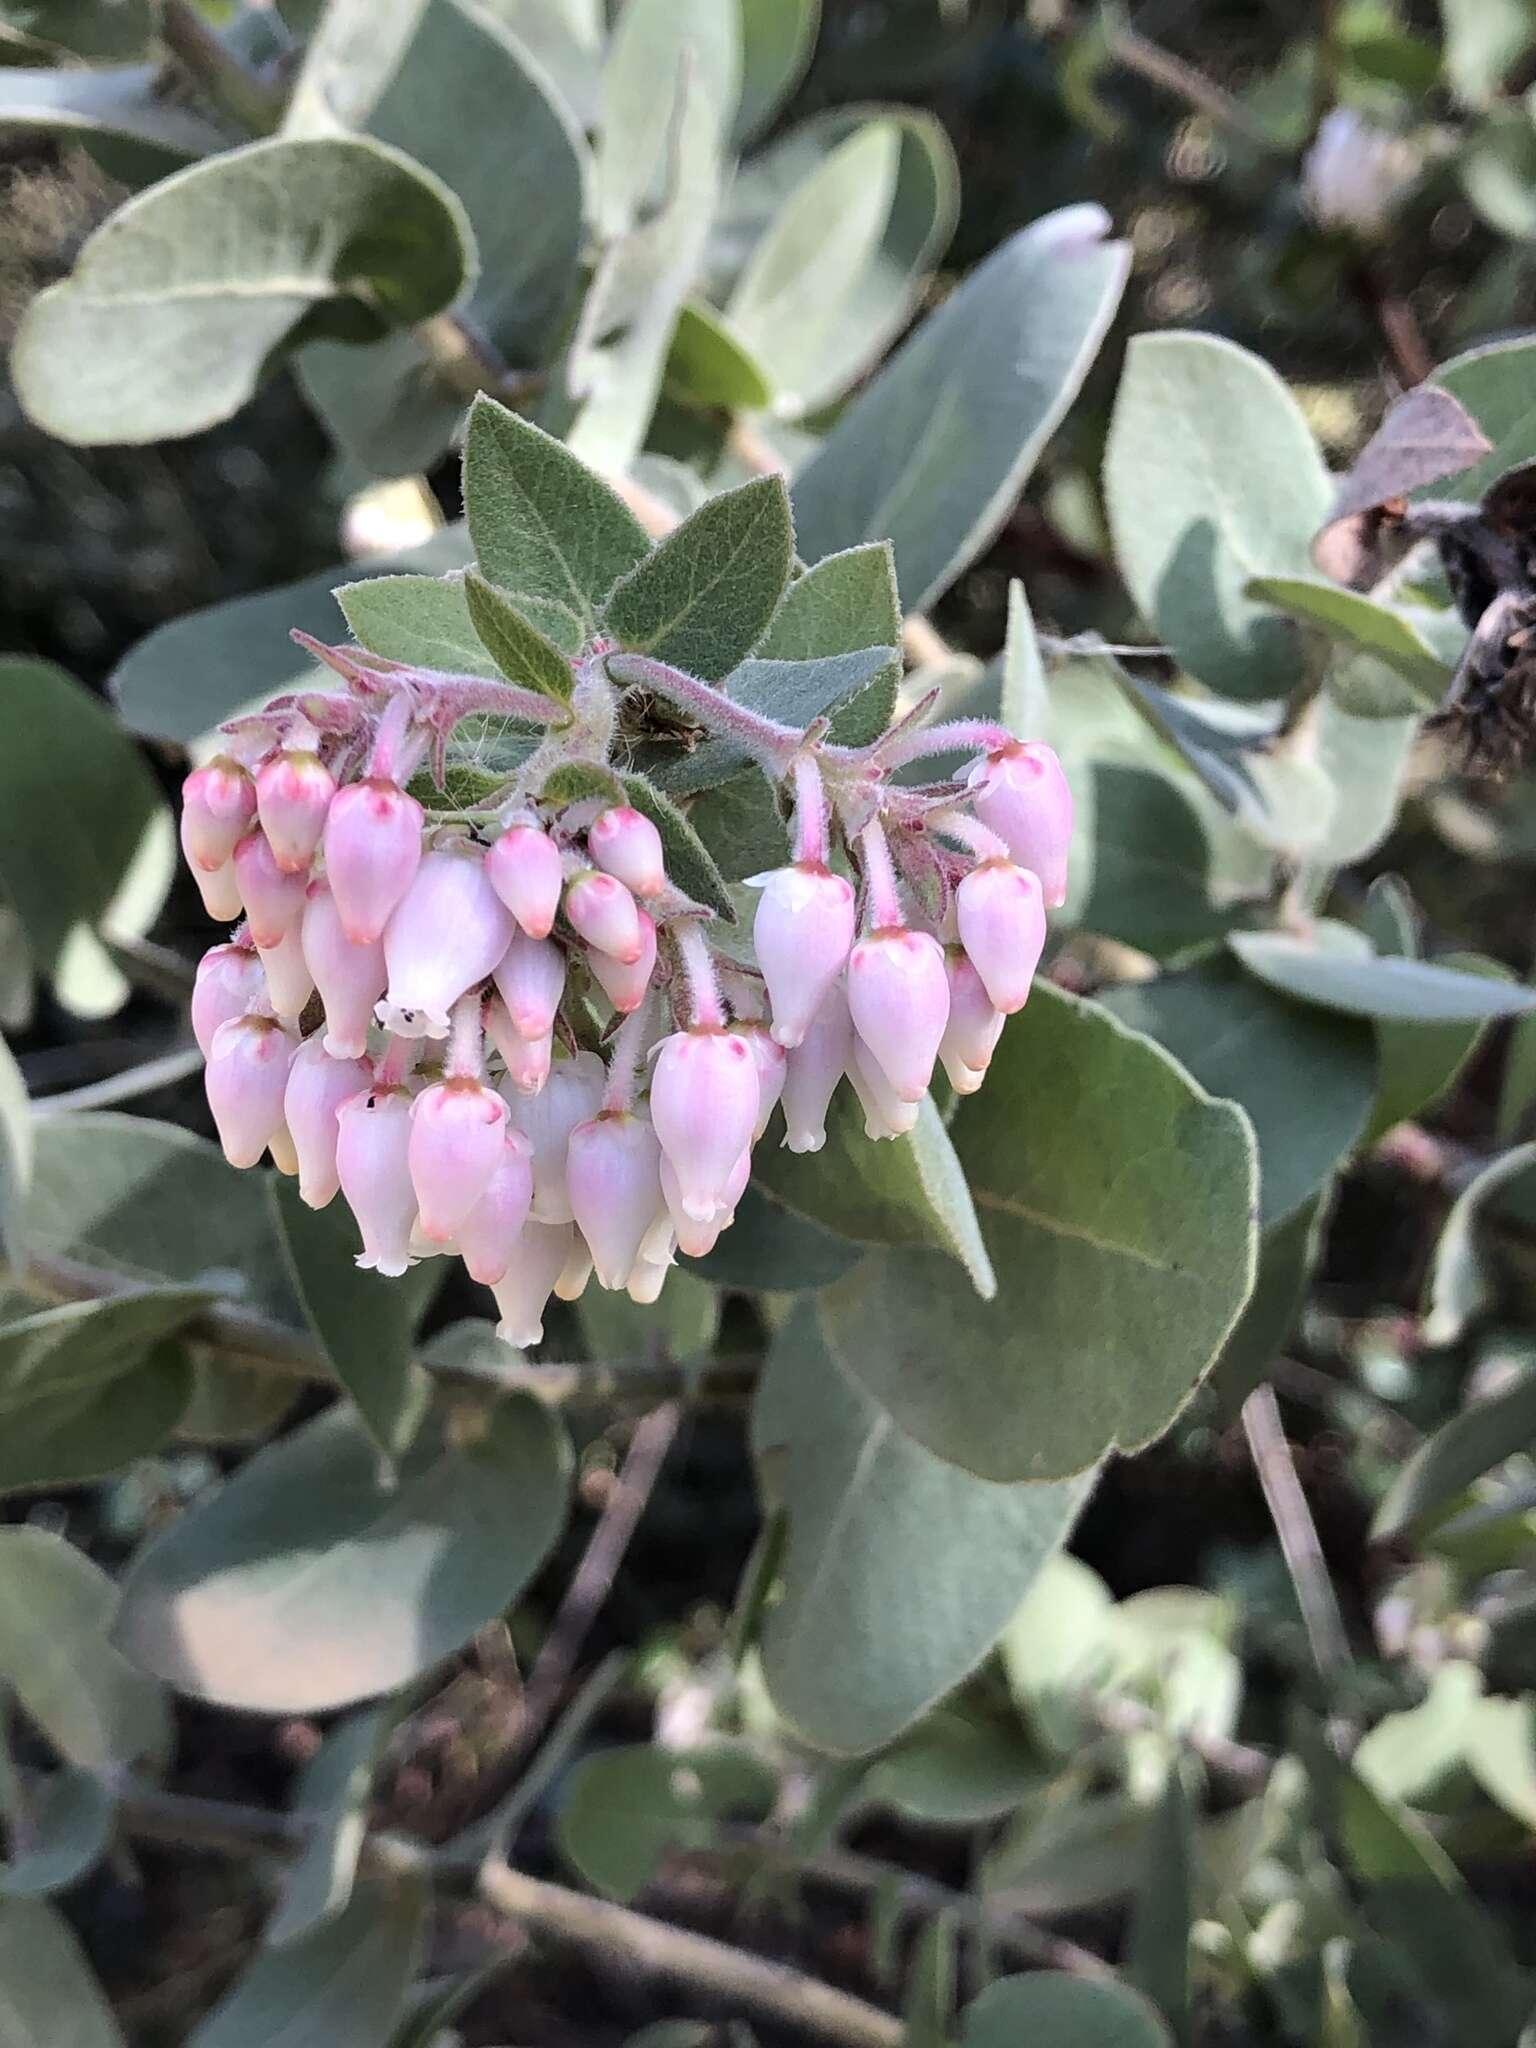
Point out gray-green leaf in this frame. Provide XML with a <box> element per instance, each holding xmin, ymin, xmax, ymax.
<box><xmin>465</xmin><ymin>572</ymin><xmax>578</xmax><ymax>703</ymax></box>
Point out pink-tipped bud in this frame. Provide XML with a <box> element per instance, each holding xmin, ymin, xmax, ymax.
<box><xmin>660</xmin><ymin>1145</ymin><xmax>750</xmax><ymax>1258</ymax></box>
<box><xmin>255</xmin><ymin>749</ymin><xmax>336</xmax><ymax>874</ymax></box>
<box><xmin>955</xmin><ymin>859</ymin><xmax>1045</xmax><ymax>1016</ymax></box>
<box><xmin>491</xmin><ymin>1222</ymin><xmax>573</xmax><ymax>1348</ymax></box>
<box><xmin>255</xmin><ymin>926</ymin><xmax>314</xmax><ymax>1023</ymax></box>
<box><xmin>323</xmin><ymin>779</ymin><xmax>424</xmax><ymax>945</ymax></box>
<box><xmin>750</xmin><ymin>863</ymin><xmax>857</xmax><ymax>1049</ymax></box>
<box><xmin>457</xmin><ymin>1129</ymin><xmax>535</xmax><ymax>1285</ymax></box>
<box><xmin>335</xmin><ymin>1087</ymin><xmax>417</xmax><ymax>1277</ymax></box>
<box><xmin>408</xmin><ymin>1078</ymin><xmax>509</xmax><ymax>1243</ymax></box>
<box><xmin>191</xmin><ymin>940</ymin><xmax>266</xmax><ymax>1057</ymax></box>
<box><xmin>233</xmin><ymin>829</ymin><xmax>307</xmax><ymax>948</ymax></box>
<box><xmin>732</xmin><ymin>1022</ymin><xmax>786</xmax><ymax>1140</ymax></box>
<box><xmin>380</xmin><ymin>846</ymin><xmax>515</xmax><ymax>1041</ymax></box>
<box><xmin>939</xmin><ymin>948</ymin><xmax>1004</xmax><ymax>1096</ymax></box>
<box><xmin>205</xmin><ymin>1014</ymin><xmax>297</xmax><ymax>1168</ymax></box>
<box><xmin>567</xmin><ymin>1112</ymin><xmax>664</xmax><ymax>1289</ymax></box>
<box><xmin>848</xmin><ymin>1038</ymin><xmax>920</xmax><ymax>1141</ymax></box>
<box><xmin>492</xmin><ymin>928</ymin><xmax>566</xmax><ymax>1041</ymax></box>
<box><xmin>650</xmin><ymin>1028</ymin><xmax>760</xmax><ymax>1225</ymax></box>
<box><xmin>188</xmin><ymin>857</ymin><xmax>244</xmax><ymax>923</ymax></box>
<box><xmin>780</xmin><ymin>979</ymin><xmax>852</xmax><ymax>1153</ymax></box>
<box><xmin>966</xmin><ymin>742</ymin><xmax>1073</xmax><ymax>908</ymax></box>
<box><xmin>180</xmin><ymin>756</ymin><xmax>255</xmax><ymax>872</ymax></box>
<box><xmin>302</xmin><ymin>878</ymin><xmax>386</xmax><ymax>1061</ymax></box>
<box><xmin>485</xmin><ymin>823</ymin><xmax>563</xmax><ymax>940</ymax></box>
<box><xmin>588</xmin><ymin>806</ymin><xmax>666</xmax><ymax>898</ymax></box>
<box><xmin>506</xmin><ymin>1050</ymin><xmax>606</xmax><ymax>1223</ymax></box>
<box><xmin>587</xmin><ymin>909</ymin><xmax>656</xmax><ymax>1015</ymax></box>
<box><xmin>847</xmin><ymin>927</ymin><xmax>949</xmax><ymax>1104</ymax></box>
<box><xmin>284</xmin><ymin>1038</ymin><xmax>370</xmax><ymax>1209</ymax></box>
<box><xmin>487</xmin><ymin>998</ymin><xmax>554</xmax><ymax>1096</ymax></box>
<box><xmin>565</xmin><ymin>869</ymin><xmax>642</xmax><ymax>964</ymax></box>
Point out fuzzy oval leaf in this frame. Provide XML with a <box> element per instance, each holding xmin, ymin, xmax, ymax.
<box><xmin>115</xmin><ymin>1401</ymin><xmax>569</xmax><ymax>1713</ymax></box>
<box><xmin>337</xmin><ymin>571</ymin><xmax>502</xmax><ymax>679</ymax></box>
<box><xmin>735</xmin><ymin>0</ymin><xmax>819</xmax><ymax>141</ymax></box>
<box><xmin>556</xmin><ymin>1743</ymin><xmax>777</xmax><ymax>1901</ymax></box>
<box><xmin>0</xmin><ymin>62</ymin><xmax>229</xmax><ymax>160</ymax></box>
<box><xmin>14</xmin><ymin>135</ymin><xmax>474</xmax><ymax>445</ymax></box>
<box><xmin>961</xmin><ymin>1974</ymin><xmax>1172</xmax><ymax>2048</ymax></box>
<box><xmin>753</xmin><ymin>1308</ymin><xmax>1092</xmax><ymax>1755</ymax></box>
<box><xmin>1106</xmin><ymin>332</ymin><xmax>1333</xmax><ymax>701</ymax></box>
<box><xmin>594</xmin><ymin>0</ymin><xmax>737</xmax><ymax>234</ymax></box>
<box><xmin>1246</xmin><ymin>576</ymin><xmax>1448</xmax><ymax>699</ymax></box>
<box><xmin>465</xmin><ymin>573</ymin><xmax>577</xmax><ymax>703</ymax></box>
<box><xmin>652</xmin><ymin>646</ymin><xmax>899</xmax><ymax>796</ymax></box>
<box><xmin>603</xmin><ymin>475</ymin><xmax>794</xmax><ymax>682</ymax></box>
<box><xmin>664</xmin><ymin>299</ymin><xmax>774</xmax><ymax>410</ymax></box>
<box><xmin>0</xmin><ymin>1898</ymin><xmax>125</xmax><ymax>2048</ymax></box>
<box><xmin>791</xmin><ymin>206</ymin><xmax>1128</xmax><ymax>612</ymax></box>
<box><xmin>1229</xmin><ymin>925</ymin><xmax>1536</xmax><ymax>1023</ymax></box>
<box><xmin>1076</xmin><ymin>762</ymin><xmax>1230</xmax><ymax>962</ymax></box>
<box><xmin>817</xmin><ymin>985</ymin><xmax>1259</xmax><ymax>1482</ymax></box>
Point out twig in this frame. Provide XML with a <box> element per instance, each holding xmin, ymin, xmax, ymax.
<box><xmin>1106</xmin><ymin>25</ymin><xmax>1277</xmax><ymax>151</ymax></box>
<box><xmin>1242</xmin><ymin>1382</ymin><xmax>1353</xmax><ymax>1679</ymax></box>
<box><xmin>33</xmin><ymin>1044</ymin><xmax>205</xmax><ymax>1119</ymax></box>
<box><xmin>159</xmin><ymin>0</ymin><xmax>283</xmax><ymax>134</ymax></box>
<box><xmin>1356</xmin><ymin>263</ymin><xmax>1432</xmax><ymax>388</ymax></box>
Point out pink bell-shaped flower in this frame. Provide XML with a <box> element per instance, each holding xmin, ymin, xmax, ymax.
<box><xmin>939</xmin><ymin>948</ymin><xmax>1005</xmax><ymax>1096</ymax></box>
<box><xmin>491</xmin><ymin>1221</ymin><xmax>574</xmax><ymax>1348</ymax></box>
<box><xmin>256</xmin><ymin>749</ymin><xmax>336</xmax><ymax>875</ymax></box>
<box><xmin>379</xmin><ymin>846</ymin><xmax>515</xmax><ymax>1040</ymax></box>
<box><xmin>627</xmin><ymin>1253</ymin><xmax>671</xmax><ymax>1304</ymax></box>
<box><xmin>323</xmin><ymin>779</ymin><xmax>424</xmax><ymax>945</ymax></box>
<box><xmin>189</xmin><ymin>857</ymin><xmax>244</xmax><ymax>923</ymax></box>
<box><xmin>564</xmin><ymin>869</ymin><xmax>643</xmax><ymax>963</ymax></box>
<box><xmin>780</xmin><ymin>979</ymin><xmax>852</xmax><ymax>1153</ymax></box>
<box><xmin>205</xmin><ymin>1014</ymin><xmax>297</xmax><ymax>1169</ymax></box>
<box><xmin>457</xmin><ymin>1128</ymin><xmax>535</xmax><ymax>1285</ymax></box>
<box><xmin>487</xmin><ymin>997</ymin><xmax>554</xmax><ymax>1095</ymax></box>
<box><xmin>956</xmin><ymin>860</ymin><xmax>1046</xmax><ymax>1015</ymax></box>
<box><xmin>255</xmin><ymin>925</ymin><xmax>314</xmax><ymax>1023</ymax></box>
<box><xmin>284</xmin><ymin>1038</ymin><xmax>370</xmax><ymax>1209</ymax></box>
<box><xmin>181</xmin><ymin>756</ymin><xmax>255</xmax><ymax>872</ymax></box>
<box><xmin>588</xmin><ymin>806</ymin><xmax>666</xmax><ymax>898</ymax></box>
<box><xmin>650</xmin><ymin>1028</ymin><xmax>759</xmax><ymax>1225</ymax></box>
<box><xmin>492</xmin><ymin>927</ymin><xmax>566</xmax><ymax>1040</ymax></box>
<box><xmin>966</xmin><ymin>742</ymin><xmax>1073</xmax><ymax>908</ymax></box>
<box><xmin>750</xmin><ymin>863</ymin><xmax>856</xmax><ymax>1049</ymax></box>
<box><xmin>506</xmin><ymin>1049</ymin><xmax>606</xmax><ymax>1223</ymax></box>
<box><xmin>846</xmin><ymin>927</ymin><xmax>950</xmax><ymax>1103</ymax></box>
<box><xmin>335</xmin><ymin>1087</ymin><xmax>417</xmax><ymax>1276</ymax></box>
<box><xmin>567</xmin><ymin>1111</ymin><xmax>664</xmax><ymax>1289</ymax></box>
<box><xmin>191</xmin><ymin>940</ymin><xmax>266</xmax><ymax>1057</ymax></box>
<box><xmin>486</xmin><ymin>823</ymin><xmax>563</xmax><ymax>940</ymax></box>
<box><xmin>587</xmin><ymin>908</ymin><xmax>655</xmax><ymax>1015</ymax></box>
<box><xmin>408</xmin><ymin>1078</ymin><xmax>509</xmax><ymax>1243</ymax></box>
<box><xmin>660</xmin><ymin>1144</ymin><xmax>750</xmax><ymax>1258</ymax></box>
<box><xmin>232</xmin><ymin>829</ymin><xmax>307</xmax><ymax>948</ymax></box>
<box><xmin>302</xmin><ymin>878</ymin><xmax>386</xmax><ymax>1061</ymax></box>
<box><xmin>847</xmin><ymin>1038</ymin><xmax>920</xmax><ymax>1141</ymax></box>
<box><xmin>732</xmin><ymin>1022</ymin><xmax>786</xmax><ymax>1140</ymax></box>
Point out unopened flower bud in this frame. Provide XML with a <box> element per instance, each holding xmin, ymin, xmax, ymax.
<box><xmin>255</xmin><ymin>926</ymin><xmax>314</xmax><ymax>1024</ymax></box>
<box><xmin>188</xmin><ymin>858</ymin><xmax>244</xmax><ymax>923</ymax></box>
<box><xmin>847</xmin><ymin>927</ymin><xmax>949</xmax><ymax>1103</ymax></box>
<box><xmin>505</xmin><ymin>1049</ymin><xmax>606</xmax><ymax>1223</ymax></box>
<box><xmin>847</xmin><ymin>1038</ymin><xmax>920</xmax><ymax>1141</ymax></box>
<box><xmin>191</xmin><ymin>940</ymin><xmax>266</xmax><ymax>1057</ymax></box>
<box><xmin>966</xmin><ymin>743</ymin><xmax>1073</xmax><ymax>908</ymax></box>
<box><xmin>302</xmin><ymin>878</ymin><xmax>386</xmax><ymax>1061</ymax></box>
<box><xmin>255</xmin><ymin>749</ymin><xmax>336</xmax><ymax>874</ymax></box>
<box><xmin>408</xmin><ymin>1078</ymin><xmax>508</xmax><ymax>1243</ymax></box>
<box><xmin>180</xmin><ymin>756</ymin><xmax>255</xmax><ymax>872</ymax></box>
<box><xmin>587</xmin><ymin>909</ymin><xmax>655</xmax><ymax>1015</ymax></box>
<box><xmin>651</xmin><ymin>1028</ymin><xmax>760</xmax><ymax>1224</ymax></box>
<box><xmin>486</xmin><ymin>823</ymin><xmax>563</xmax><ymax>940</ymax></box>
<box><xmin>323</xmin><ymin>779</ymin><xmax>424</xmax><ymax>945</ymax></box>
<box><xmin>939</xmin><ymin>948</ymin><xmax>1004</xmax><ymax>1096</ymax></box>
<box><xmin>335</xmin><ymin>1087</ymin><xmax>417</xmax><ymax>1276</ymax></box>
<box><xmin>457</xmin><ymin>1129</ymin><xmax>535</xmax><ymax>1285</ymax></box>
<box><xmin>487</xmin><ymin>998</ymin><xmax>554</xmax><ymax>1095</ymax></box>
<box><xmin>588</xmin><ymin>806</ymin><xmax>666</xmax><ymax>898</ymax></box>
<box><xmin>567</xmin><ymin>1111</ymin><xmax>664</xmax><ymax>1289</ymax></box>
<box><xmin>283</xmin><ymin>1038</ymin><xmax>370</xmax><ymax>1209</ymax></box>
<box><xmin>380</xmin><ymin>846</ymin><xmax>515</xmax><ymax>1040</ymax></box>
<box><xmin>492</xmin><ymin>1222</ymin><xmax>574</xmax><ymax>1348</ymax></box>
<box><xmin>205</xmin><ymin>1014</ymin><xmax>297</xmax><ymax>1169</ymax></box>
<box><xmin>233</xmin><ymin>829</ymin><xmax>307</xmax><ymax>948</ymax></box>
<box><xmin>780</xmin><ymin>979</ymin><xmax>853</xmax><ymax>1153</ymax></box>
<box><xmin>492</xmin><ymin>928</ymin><xmax>566</xmax><ymax>1041</ymax></box>
<box><xmin>750</xmin><ymin>864</ymin><xmax>856</xmax><ymax>1049</ymax></box>
<box><xmin>732</xmin><ymin>1021</ymin><xmax>786</xmax><ymax>1140</ymax></box>
<box><xmin>660</xmin><ymin>1145</ymin><xmax>750</xmax><ymax>1258</ymax></box>
<box><xmin>956</xmin><ymin>860</ymin><xmax>1046</xmax><ymax>1015</ymax></box>
<box><xmin>565</xmin><ymin>869</ymin><xmax>642</xmax><ymax>963</ymax></box>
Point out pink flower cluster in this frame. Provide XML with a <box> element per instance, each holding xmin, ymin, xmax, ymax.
<box><xmin>183</xmin><ymin>642</ymin><xmax>1070</xmax><ymax>1351</ymax></box>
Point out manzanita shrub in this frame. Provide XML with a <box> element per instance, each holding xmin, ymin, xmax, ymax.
<box><xmin>13</xmin><ymin>1</ymin><xmax>1536</xmax><ymax>2043</ymax></box>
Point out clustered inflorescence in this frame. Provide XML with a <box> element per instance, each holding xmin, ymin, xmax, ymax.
<box><xmin>182</xmin><ymin>627</ymin><xmax>1072</xmax><ymax>1348</ymax></box>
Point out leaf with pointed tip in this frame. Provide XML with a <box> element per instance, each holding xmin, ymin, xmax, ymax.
<box><xmin>541</xmin><ymin>761</ymin><xmax>626</xmax><ymax>806</ymax></box>
<box><xmin>758</xmin><ymin>541</ymin><xmax>901</xmax><ymax>745</ymax></box>
<box><xmin>1247</xmin><ymin>576</ymin><xmax>1448</xmax><ymax>698</ymax></box>
<box><xmin>1001</xmin><ymin>578</ymin><xmax>1049</xmax><ymax>739</ymax></box>
<box><xmin>664</xmin><ymin>299</ymin><xmax>773</xmax><ymax>410</ymax></box>
<box><xmin>465</xmin><ymin>573</ymin><xmax>577</xmax><ymax>704</ymax></box>
<box><xmin>336</xmin><ymin>573</ymin><xmax>501</xmax><ymax>679</ymax></box>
